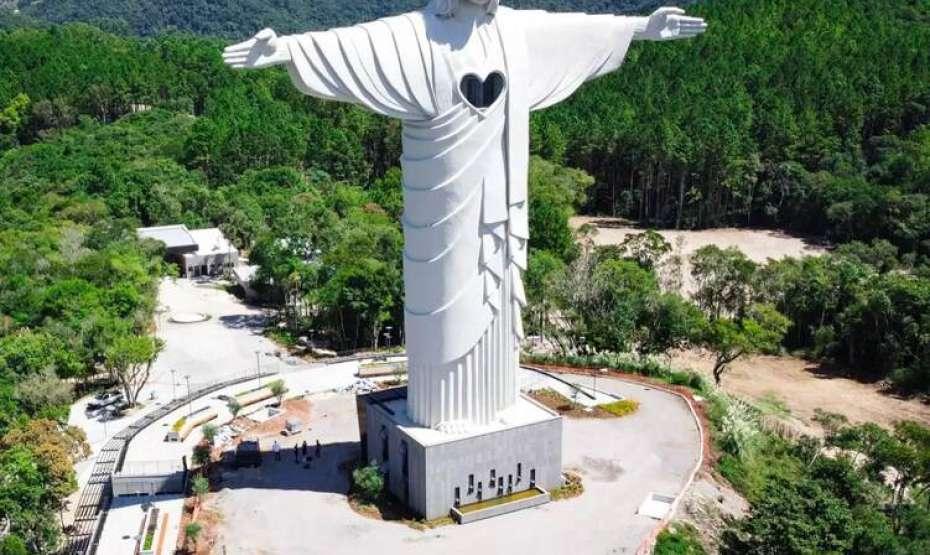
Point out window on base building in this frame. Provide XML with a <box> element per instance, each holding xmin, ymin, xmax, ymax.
<box><xmin>468</xmin><ymin>473</ymin><xmax>474</xmax><ymax>494</ymax></box>
<box><xmin>454</xmin><ymin>486</ymin><xmax>461</xmax><ymax>507</ymax></box>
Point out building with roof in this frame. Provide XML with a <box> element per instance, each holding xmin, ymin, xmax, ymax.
<box><xmin>137</xmin><ymin>225</ymin><xmax>239</xmax><ymax>278</ymax></box>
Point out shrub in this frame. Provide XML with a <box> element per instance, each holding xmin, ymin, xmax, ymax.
<box><xmin>598</xmin><ymin>399</ymin><xmax>640</xmax><ymax>417</ymax></box>
<box><xmin>550</xmin><ymin>471</ymin><xmax>584</xmax><ymax>501</ymax></box>
<box><xmin>268</xmin><ymin>379</ymin><xmax>288</xmax><ymax>405</ymax></box>
<box><xmin>191</xmin><ymin>475</ymin><xmax>209</xmax><ymax>504</ymax></box>
<box><xmin>184</xmin><ymin>522</ymin><xmax>202</xmax><ymax>550</ymax></box>
<box><xmin>201</xmin><ymin>423</ymin><xmax>218</xmax><ymax>445</ymax></box>
<box><xmin>655</xmin><ymin>523</ymin><xmax>707</xmax><ymax>555</ymax></box>
<box><xmin>192</xmin><ymin>442</ymin><xmax>211</xmax><ymax>467</ymax></box>
<box><xmin>352</xmin><ymin>464</ymin><xmax>384</xmax><ymax>504</ymax></box>
<box><xmin>719</xmin><ymin>399</ymin><xmax>760</xmax><ymax>459</ymax></box>
<box><xmin>0</xmin><ymin>535</ymin><xmax>29</xmax><ymax>555</ymax></box>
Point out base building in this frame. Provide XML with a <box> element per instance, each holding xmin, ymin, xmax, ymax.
<box><xmin>358</xmin><ymin>387</ymin><xmax>562</xmax><ymax>520</ymax></box>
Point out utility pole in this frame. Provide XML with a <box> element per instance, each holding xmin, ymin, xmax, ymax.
<box><xmin>170</xmin><ymin>369</ymin><xmax>177</xmax><ymax>401</ymax></box>
<box><xmin>255</xmin><ymin>350</ymin><xmax>262</xmax><ymax>386</ymax></box>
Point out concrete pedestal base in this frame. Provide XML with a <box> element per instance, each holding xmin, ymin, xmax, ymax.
<box><xmin>358</xmin><ymin>387</ymin><xmax>563</xmax><ymax>520</ymax></box>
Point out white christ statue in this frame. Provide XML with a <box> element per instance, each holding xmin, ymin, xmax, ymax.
<box><xmin>225</xmin><ymin>1</ymin><xmax>706</xmax><ymax>432</ymax></box>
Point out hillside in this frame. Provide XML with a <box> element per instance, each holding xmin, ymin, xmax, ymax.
<box><xmin>7</xmin><ymin>0</ymin><xmax>684</xmax><ymax>37</ymax></box>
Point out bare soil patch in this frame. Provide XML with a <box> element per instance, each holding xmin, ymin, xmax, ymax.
<box><xmin>673</xmin><ymin>350</ymin><xmax>930</xmax><ymax>430</ymax></box>
<box><xmin>571</xmin><ymin>216</ymin><xmax>828</xmax><ymax>294</ymax></box>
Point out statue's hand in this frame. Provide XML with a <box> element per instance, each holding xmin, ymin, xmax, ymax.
<box><xmin>223</xmin><ymin>28</ymin><xmax>291</xmax><ymax>70</ymax></box>
<box><xmin>637</xmin><ymin>7</ymin><xmax>707</xmax><ymax>41</ymax></box>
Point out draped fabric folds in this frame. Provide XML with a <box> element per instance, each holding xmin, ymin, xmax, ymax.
<box><xmin>283</xmin><ymin>6</ymin><xmax>637</xmax><ymax>430</ymax></box>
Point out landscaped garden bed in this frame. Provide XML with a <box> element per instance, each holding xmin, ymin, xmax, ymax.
<box><xmin>138</xmin><ymin>507</ymin><xmax>160</xmax><ymax>555</ymax></box>
<box><xmin>527</xmin><ymin>388</ymin><xmax>639</xmax><ymax>419</ymax></box>
<box><xmin>166</xmin><ymin>406</ymin><xmax>218</xmax><ymax>442</ymax></box>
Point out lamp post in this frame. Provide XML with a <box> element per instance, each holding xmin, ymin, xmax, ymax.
<box><xmin>170</xmin><ymin>369</ymin><xmax>177</xmax><ymax>401</ymax></box>
<box><xmin>184</xmin><ymin>375</ymin><xmax>192</xmax><ymax>416</ymax></box>
<box><xmin>255</xmin><ymin>350</ymin><xmax>262</xmax><ymax>386</ymax></box>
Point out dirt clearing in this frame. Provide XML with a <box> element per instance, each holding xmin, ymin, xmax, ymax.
<box><xmin>673</xmin><ymin>350</ymin><xmax>930</xmax><ymax>430</ymax></box>
<box><xmin>571</xmin><ymin>216</ymin><xmax>828</xmax><ymax>294</ymax></box>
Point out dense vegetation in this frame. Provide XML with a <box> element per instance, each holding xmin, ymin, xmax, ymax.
<box><xmin>4</xmin><ymin>1</ymin><xmax>678</xmax><ymax>37</ymax></box>
<box><xmin>535</xmin><ymin>0</ymin><xmax>930</xmax><ymax>254</ymax></box>
<box><xmin>0</xmin><ymin>0</ymin><xmax>930</xmax><ymax>551</ymax></box>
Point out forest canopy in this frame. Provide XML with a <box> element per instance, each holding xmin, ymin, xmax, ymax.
<box><xmin>2</xmin><ymin>0</ymin><xmax>930</xmax><ymax>550</ymax></box>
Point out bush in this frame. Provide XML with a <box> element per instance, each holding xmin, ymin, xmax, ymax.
<box><xmin>654</xmin><ymin>523</ymin><xmax>707</xmax><ymax>555</ymax></box>
<box><xmin>191</xmin><ymin>474</ymin><xmax>209</xmax><ymax>503</ymax></box>
<box><xmin>192</xmin><ymin>442</ymin><xmax>211</xmax><ymax>467</ymax></box>
<box><xmin>523</xmin><ymin>352</ymin><xmax>706</xmax><ymax>392</ymax></box>
<box><xmin>184</xmin><ymin>522</ymin><xmax>202</xmax><ymax>549</ymax></box>
<box><xmin>201</xmin><ymin>423</ymin><xmax>218</xmax><ymax>445</ymax></box>
<box><xmin>0</xmin><ymin>536</ymin><xmax>28</xmax><ymax>555</ymax></box>
<box><xmin>598</xmin><ymin>399</ymin><xmax>640</xmax><ymax>417</ymax></box>
<box><xmin>352</xmin><ymin>464</ymin><xmax>384</xmax><ymax>504</ymax></box>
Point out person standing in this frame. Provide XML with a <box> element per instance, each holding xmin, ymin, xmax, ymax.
<box><xmin>315</xmin><ymin>440</ymin><xmax>322</xmax><ymax>458</ymax></box>
<box><xmin>272</xmin><ymin>440</ymin><xmax>281</xmax><ymax>461</ymax></box>
<box><xmin>294</xmin><ymin>444</ymin><xmax>299</xmax><ymax>463</ymax></box>
<box><xmin>302</xmin><ymin>440</ymin><xmax>308</xmax><ymax>456</ymax></box>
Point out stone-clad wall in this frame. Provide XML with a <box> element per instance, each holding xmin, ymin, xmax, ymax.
<box><xmin>362</xmin><ymin>391</ymin><xmax>562</xmax><ymax>520</ymax></box>
<box><xmin>422</xmin><ymin>417</ymin><xmax>562</xmax><ymax>519</ymax></box>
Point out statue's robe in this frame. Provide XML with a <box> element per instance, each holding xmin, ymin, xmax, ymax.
<box><xmin>283</xmin><ymin>6</ymin><xmax>636</xmax><ymax>430</ymax></box>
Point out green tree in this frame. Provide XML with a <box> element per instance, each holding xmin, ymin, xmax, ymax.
<box><xmin>227</xmin><ymin>398</ymin><xmax>242</xmax><ymax>419</ymax></box>
<box><xmin>0</xmin><ymin>535</ymin><xmax>28</xmax><ymax>555</ymax></box>
<box><xmin>638</xmin><ymin>294</ymin><xmax>706</xmax><ymax>359</ymax></box>
<box><xmin>268</xmin><ymin>379</ymin><xmax>288</xmax><ymax>406</ymax></box>
<box><xmin>721</xmin><ymin>476</ymin><xmax>857</xmax><ymax>554</ymax></box>
<box><xmin>191</xmin><ymin>475</ymin><xmax>209</xmax><ymax>506</ymax></box>
<box><xmin>527</xmin><ymin>156</ymin><xmax>594</xmax><ymax>262</ymax></box>
<box><xmin>104</xmin><ymin>335</ymin><xmax>163</xmax><ymax>406</ymax></box>
<box><xmin>192</xmin><ymin>442</ymin><xmax>211</xmax><ymax>469</ymax></box>
<box><xmin>703</xmin><ymin>304</ymin><xmax>790</xmax><ymax>385</ymax></box>
<box><xmin>184</xmin><ymin>522</ymin><xmax>202</xmax><ymax>552</ymax></box>
<box><xmin>618</xmin><ymin>230</ymin><xmax>672</xmax><ymax>270</ymax></box>
<box><xmin>201</xmin><ymin>424</ymin><xmax>218</xmax><ymax>446</ymax></box>
<box><xmin>691</xmin><ymin>245</ymin><xmax>757</xmax><ymax>320</ymax></box>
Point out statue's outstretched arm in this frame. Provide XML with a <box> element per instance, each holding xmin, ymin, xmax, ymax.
<box><xmin>223</xmin><ymin>24</ymin><xmax>434</xmax><ymax>120</ymax></box>
<box><xmin>523</xmin><ymin>7</ymin><xmax>705</xmax><ymax>112</ymax></box>
<box><xmin>630</xmin><ymin>7</ymin><xmax>707</xmax><ymax>42</ymax></box>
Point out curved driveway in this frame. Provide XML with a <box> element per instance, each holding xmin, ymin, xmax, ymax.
<box><xmin>213</xmin><ymin>369</ymin><xmax>701</xmax><ymax>555</ymax></box>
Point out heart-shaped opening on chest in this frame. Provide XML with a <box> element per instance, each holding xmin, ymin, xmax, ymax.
<box><xmin>460</xmin><ymin>72</ymin><xmax>506</xmax><ymax>109</ymax></box>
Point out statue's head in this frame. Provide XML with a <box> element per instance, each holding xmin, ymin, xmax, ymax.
<box><xmin>430</xmin><ymin>0</ymin><xmax>500</xmax><ymax>18</ymax></box>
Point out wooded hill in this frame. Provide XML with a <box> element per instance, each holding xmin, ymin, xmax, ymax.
<box><xmin>2</xmin><ymin>2</ymin><xmax>930</xmax><ymax>550</ymax></box>
<box><xmin>5</xmin><ymin>1</ymin><xmax>680</xmax><ymax>37</ymax></box>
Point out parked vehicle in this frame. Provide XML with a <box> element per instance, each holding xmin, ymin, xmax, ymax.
<box><xmin>86</xmin><ymin>391</ymin><xmax>125</xmax><ymax>413</ymax></box>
